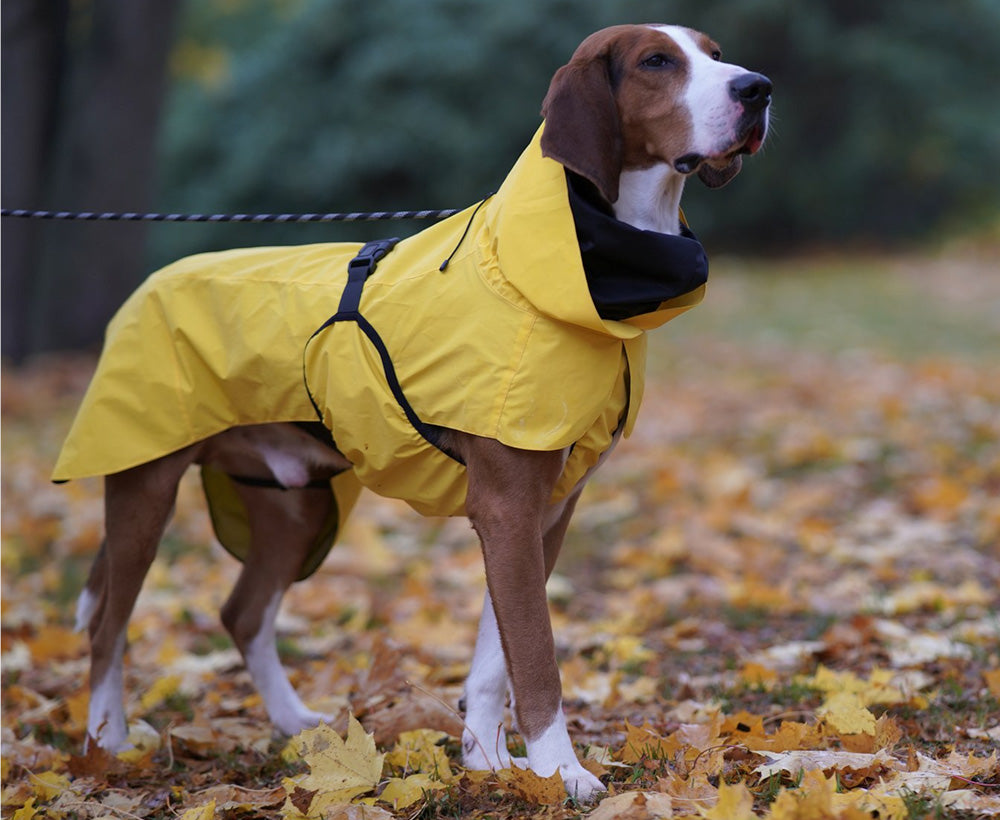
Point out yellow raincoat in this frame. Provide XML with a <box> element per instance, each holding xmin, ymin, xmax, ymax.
<box><xmin>53</xmin><ymin>124</ymin><xmax>706</xmax><ymax>572</ymax></box>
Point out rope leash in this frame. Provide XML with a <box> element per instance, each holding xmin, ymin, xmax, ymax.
<box><xmin>0</xmin><ymin>207</ymin><xmax>461</xmax><ymax>223</ymax></box>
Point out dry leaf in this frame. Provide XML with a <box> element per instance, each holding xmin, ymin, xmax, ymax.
<box><xmin>699</xmin><ymin>780</ymin><xmax>755</xmax><ymax>820</ymax></box>
<box><xmin>818</xmin><ymin>691</ymin><xmax>877</xmax><ymax>735</ymax></box>
<box><xmin>496</xmin><ymin>765</ymin><xmax>566</xmax><ymax>804</ymax></box>
<box><xmin>378</xmin><ymin>773</ymin><xmax>447</xmax><ymax>809</ymax></box>
<box><xmin>754</xmin><ymin>748</ymin><xmax>901</xmax><ymax>781</ymax></box>
<box><xmin>588</xmin><ymin>791</ymin><xmax>674</xmax><ymax>819</ymax></box>
<box><xmin>178</xmin><ymin>800</ymin><xmax>216</xmax><ymax>820</ymax></box>
<box><xmin>285</xmin><ymin>716</ymin><xmax>385</xmax><ymax>810</ymax></box>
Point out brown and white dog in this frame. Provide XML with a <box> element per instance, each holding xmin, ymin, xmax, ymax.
<box><xmin>75</xmin><ymin>24</ymin><xmax>769</xmax><ymax>800</ymax></box>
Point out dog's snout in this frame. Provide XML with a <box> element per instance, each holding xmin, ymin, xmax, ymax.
<box><xmin>730</xmin><ymin>72</ymin><xmax>772</xmax><ymax>112</ymax></box>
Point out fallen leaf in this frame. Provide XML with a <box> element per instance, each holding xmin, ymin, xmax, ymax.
<box><xmin>178</xmin><ymin>800</ymin><xmax>216</xmax><ymax>820</ymax></box>
<box><xmin>754</xmin><ymin>748</ymin><xmax>900</xmax><ymax>782</ymax></box>
<box><xmin>378</xmin><ymin>773</ymin><xmax>447</xmax><ymax>809</ymax></box>
<box><xmin>818</xmin><ymin>691</ymin><xmax>877</xmax><ymax>735</ymax></box>
<box><xmin>588</xmin><ymin>790</ymin><xmax>674</xmax><ymax>820</ymax></box>
<box><xmin>699</xmin><ymin>780</ymin><xmax>754</xmax><ymax>820</ymax></box>
<box><xmin>496</xmin><ymin>765</ymin><xmax>566</xmax><ymax>804</ymax></box>
<box><xmin>383</xmin><ymin>728</ymin><xmax>453</xmax><ymax>781</ymax></box>
<box><xmin>140</xmin><ymin>674</ymin><xmax>182</xmax><ymax>710</ymax></box>
<box><xmin>285</xmin><ymin>716</ymin><xmax>385</xmax><ymax>811</ymax></box>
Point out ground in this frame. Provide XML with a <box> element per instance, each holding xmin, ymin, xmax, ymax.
<box><xmin>2</xmin><ymin>240</ymin><xmax>999</xmax><ymax>818</ymax></box>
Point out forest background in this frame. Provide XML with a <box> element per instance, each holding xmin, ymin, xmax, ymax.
<box><xmin>3</xmin><ymin>0</ymin><xmax>999</xmax><ymax>359</ymax></box>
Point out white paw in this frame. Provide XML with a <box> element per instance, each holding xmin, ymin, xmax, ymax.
<box><xmin>273</xmin><ymin>708</ymin><xmax>335</xmax><ymax>737</ymax></box>
<box><xmin>561</xmin><ymin>765</ymin><xmax>606</xmax><ymax>802</ymax></box>
<box><xmin>462</xmin><ymin>727</ymin><xmax>512</xmax><ymax>771</ymax></box>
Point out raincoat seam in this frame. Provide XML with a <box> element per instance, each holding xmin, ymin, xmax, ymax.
<box><xmin>492</xmin><ymin>313</ymin><xmax>539</xmax><ymax>443</ymax></box>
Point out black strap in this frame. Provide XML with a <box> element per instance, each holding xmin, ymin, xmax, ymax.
<box><xmin>338</xmin><ymin>237</ymin><xmax>400</xmax><ymax>316</ymax></box>
<box><xmin>302</xmin><ymin>239</ymin><xmax>463</xmax><ymax>464</ymax></box>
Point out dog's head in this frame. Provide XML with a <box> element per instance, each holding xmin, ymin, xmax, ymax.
<box><xmin>541</xmin><ymin>24</ymin><xmax>771</xmax><ymax>202</ymax></box>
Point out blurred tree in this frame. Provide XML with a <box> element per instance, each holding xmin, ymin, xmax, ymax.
<box><xmin>1</xmin><ymin>0</ymin><xmax>179</xmax><ymax>361</ymax></box>
<box><xmin>5</xmin><ymin>0</ymin><xmax>998</xmax><ymax>355</ymax></box>
<box><xmin>151</xmin><ymin>0</ymin><xmax>999</xmax><ymax>270</ymax></box>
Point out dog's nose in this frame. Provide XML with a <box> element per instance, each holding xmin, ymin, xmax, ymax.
<box><xmin>730</xmin><ymin>73</ymin><xmax>772</xmax><ymax>112</ymax></box>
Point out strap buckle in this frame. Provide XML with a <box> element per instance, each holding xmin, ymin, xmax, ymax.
<box><xmin>347</xmin><ymin>238</ymin><xmax>400</xmax><ymax>278</ymax></box>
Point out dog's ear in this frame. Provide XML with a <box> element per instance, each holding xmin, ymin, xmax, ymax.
<box><xmin>697</xmin><ymin>155</ymin><xmax>742</xmax><ymax>189</ymax></box>
<box><xmin>541</xmin><ymin>50</ymin><xmax>623</xmax><ymax>204</ymax></box>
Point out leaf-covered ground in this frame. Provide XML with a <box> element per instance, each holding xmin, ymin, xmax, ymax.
<box><xmin>3</xmin><ymin>243</ymin><xmax>999</xmax><ymax>819</ymax></box>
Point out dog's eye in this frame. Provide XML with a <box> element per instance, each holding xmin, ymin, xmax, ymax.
<box><xmin>711</xmin><ymin>50</ymin><xmax>722</xmax><ymax>61</ymax></box>
<box><xmin>642</xmin><ymin>53</ymin><xmax>674</xmax><ymax>68</ymax></box>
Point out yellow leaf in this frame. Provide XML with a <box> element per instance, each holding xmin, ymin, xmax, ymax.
<box><xmin>384</xmin><ymin>729</ymin><xmax>453</xmax><ymax>781</ymax></box>
<box><xmin>11</xmin><ymin>797</ymin><xmax>38</xmax><ymax>820</ymax></box>
<box><xmin>984</xmin><ymin>668</ymin><xmax>1000</xmax><ymax>698</ymax></box>
<box><xmin>29</xmin><ymin>771</ymin><xmax>71</xmax><ymax>802</ymax></box>
<box><xmin>286</xmin><ymin>716</ymin><xmax>384</xmax><ymax>811</ymax></box>
<box><xmin>117</xmin><ymin>719</ymin><xmax>162</xmax><ymax>764</ymax></box>
<box><xmin>818</xmin><ymin>691</ymin><xmax>877</xmax><ymax>735</ymax></box>
<box><xmin>496</xmin><ymin>765</ymin><xmax>566</xmax><ymax>804</ymax></box>
<box><xmin>738</xmin><ymin>662</ymin><xmax>778</xmax><ymax>687</ymax></box>
<box><xmin>178</xmin><ymin>800</ymin><xmax>216</xmax><ymax>820</ymax></box>
<box><xmin>700</xmin><ymin>780</ymin><xmax>754</xmax><ymax>820</ymax></box>
<box><xmin>618</xmin><ymin>721</ymin><xmax>683</xmax><ymax>764</ymax></box>
<box><xmin>768</xmin><ymin>770</ymin><xmax>837</xmax><ymax>820</ymax></box>
<box><xmin>140</xmin><ymin>674</ymin><xmax>182</xmax><ymax>710</ymax></box>
<box><xmin>378</xmin><ymin>773</ymin><xmax>446</xmax><ymax>809</ymax></box>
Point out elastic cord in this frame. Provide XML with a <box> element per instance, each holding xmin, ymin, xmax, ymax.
<box><xmin>438</xmin><ymin>194</ymin><xmax>494</xmax><ymax>272</ymax></box>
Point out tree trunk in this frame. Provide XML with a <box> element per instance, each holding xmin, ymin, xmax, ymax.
<box><xmin>1</xmin><ymin>0</ymin><xmax>69</xmax><ymax>362</ymax></box>
<box><xmin>1</xmin><ymin>0</ymin><xmax>180</xmax><ymax>362</ymax></box>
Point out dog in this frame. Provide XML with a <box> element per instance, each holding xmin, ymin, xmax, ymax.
<box><xmin>56</xmin><ymin>24</ymin><xmax>770</xmax><ymax>800</ymax></box>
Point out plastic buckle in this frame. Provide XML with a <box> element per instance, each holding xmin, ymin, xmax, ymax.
<box><xmin>348</xmin><ymin>238</ymin><xmax>400</xmax><ymax>278</ymax></box>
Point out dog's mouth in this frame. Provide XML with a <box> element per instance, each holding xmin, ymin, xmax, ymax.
<box><xmin>738</xmin><ymin>121</ymin><xmax>767</xmax><ymax>156</ymax></box>
<box><xmin>673</xmin><ymin>121</ymin><xmax>767</xmax><ymax>175</ymax></box>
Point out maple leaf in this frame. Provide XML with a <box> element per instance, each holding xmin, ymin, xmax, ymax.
<box><xmin>768</xmin><ymin>769</ymin><xmax>873</xmax><ymax>820</ymax></box>
<box><xmin>699</xmin><ymin>780</ymin><xmax>755</xmax><ymax>820</ymax></box>
<box><xmin>984</xmin><ymin>668</ymin><xmax>1000</xmax><ymax>698</ymax></box>
<box><xmin>283</xmin><ymin>716</ymin><xmax>385</xmax><ymax>813</ymax></box>
<box><xmin>383</xmin><ymin>728</ymin><xmax>454</xmax><ymax>781</ymax></box>
<box><xmin>9</xmin><ymin>797</ymin><xmax>38</xmax><ymax>820</ymax></box>
<box><xmin>496</xmin><ymin>765</ymin><xmax>566</xmax><ymax>804</ymax></box>
<box><xmin>619</xmin><ymin>721</ymin><xmax>683</xmax><ymax>764</ymax></box>
<box><xmin>754</xmin><ymin>748</ymin><xmax>901</xmax><ymax>782</ymax></box>
<box><xmin>27</xmin><ymin>770</ymin><xmax>71</xmax><ymax>802</ymax></box>
<box><xmin>140</xmin><ymin>674</ymin><xmax>182</xmax><ymax>710</ymax></box>
<box><xmin>178</xmin><ymin>801</ymin><xmax>216</xmax><ymax>820</ymax></box>
<box><xmin>378</xmin><ymin>773</ymin><xmax>447</xmax><ymax>809</ymax></box>
<box><xmin>588</xmin><ymin>791</ymin><xmax>674</xmax><ymax>819</ymax></box>
<box><xmin>818</xmin><ymin>691</ymin><xmax>876</xmax><ymax>735</ymax></box>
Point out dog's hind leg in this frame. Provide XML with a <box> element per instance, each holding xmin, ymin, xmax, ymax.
<box><xmin>86</xmin><ymin>448</ymin><xmax>194</xmax><ymax>750</ymax></box>
<box><xmin>219</xmin><ymin>482</ymin><xmax>337</xmax><ymax>736</ymax></box>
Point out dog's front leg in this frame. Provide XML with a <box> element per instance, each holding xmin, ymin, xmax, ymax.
<box><xmin>461</xmin><ymin>436</ymin><xmax>605</xmax><ymax>801</ymax></box>
<box><xmin>462</xmin><ymin>591</ymin><xmax>518</xmax><ymax>770</ymax></box>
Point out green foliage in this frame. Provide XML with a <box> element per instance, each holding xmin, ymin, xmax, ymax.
<box><xmin>150</xmin><ymin>0</ymin><xmax>1000</xmax><ymax>270</ymax></box>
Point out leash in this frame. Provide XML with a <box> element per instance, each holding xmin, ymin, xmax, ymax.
<box><xmin>0</xmin><ymin>207</ymin><xmax>461</xmax><ymax>223</ymax></box>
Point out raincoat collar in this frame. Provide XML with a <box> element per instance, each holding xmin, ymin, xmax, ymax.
<box><xmin>566</xmin><ymin>170</ymin><xmax>709</xmax><ymax>321</ymax></box>
<box><xmin>483</xmin><ymin>123</ymin><xmax>707</xmax><ymax>338</ymax></box>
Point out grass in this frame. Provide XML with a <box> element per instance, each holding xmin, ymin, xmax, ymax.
<box><xmin>649</xmin><ymin>247</ymin><xmax>999</xmax><ymax>370</ymax></box>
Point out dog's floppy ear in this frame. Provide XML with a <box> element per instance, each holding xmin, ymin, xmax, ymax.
<box><xmin>697</xmin><ymin>155</ymin><xmax>742</xmax><ymax>189</ymax></box>
<box><xmin>541</xmin><ymin>46</ymin><xmax>623</xmax><ymax>204</ymax></box>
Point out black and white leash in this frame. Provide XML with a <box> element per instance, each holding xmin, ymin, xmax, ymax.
<box><xmin>0</xmin><ymin>207</ymin><xmax>461</xmax><ymax>223</ymax></box>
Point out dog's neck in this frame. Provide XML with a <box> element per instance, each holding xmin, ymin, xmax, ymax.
<box><xmin>613</xmin><ymin>165</ymin><xmax>687</xmax><ymax>236</ymax></box>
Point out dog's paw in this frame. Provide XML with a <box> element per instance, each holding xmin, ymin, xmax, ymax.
<box><xmin>273</xmin><ymin>707</ymin><xmax>336</xmax><ymax>737</ymax></box>
<box><xmin>561</xmin><ymin>765</ymin><xmax>606</xmax><ymax>802</ymax></box>
<box><xmin>462</xmin><ymin>725</ymin><xmax>526</xmax><ymax>772</ymax></box>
